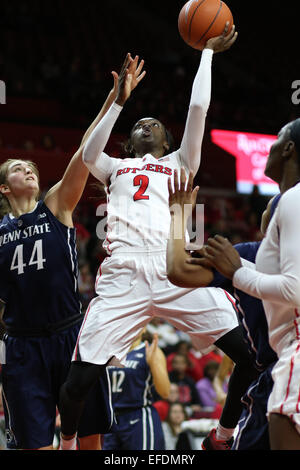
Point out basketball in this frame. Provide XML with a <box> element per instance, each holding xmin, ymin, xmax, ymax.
<box><xmin>178</xmin><ymin>0</ymin><xmax>234</xmax><ymax>51</ymax></box>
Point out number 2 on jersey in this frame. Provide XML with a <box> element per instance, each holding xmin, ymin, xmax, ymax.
<box><xmin>10</xmin><ymin>239</ymin><xmax>46</xmax><ymax>275</ymax></box>
<box><xmin>133</xmin><ymin>175</ymin><xmax>149</xmax><ymax>201</ymax></box>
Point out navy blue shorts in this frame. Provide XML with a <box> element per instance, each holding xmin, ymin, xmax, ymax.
<box><xmin>102</xmin><ymin>406</ymin><xmax>165</xmax><ymax>450</ymax></box>
<box><xmin>1</xmin><ymin>324</ymin><xmax>113</xmax><ymax>449</ymax></box>
<box><xmin>232</xmin><ymin>362</ymin><xmax>275</xmax><ymax>450</ymax></box>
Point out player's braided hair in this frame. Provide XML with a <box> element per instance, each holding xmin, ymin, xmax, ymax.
<box><xmin>289</xmin><ymin>118</ymin><xmax>300</xmax><ymax>160</ymax></box>
<box><xmin>0</xmin><ymin>159</ymin><xmax>39</xmax><ymax>219</ymax></box>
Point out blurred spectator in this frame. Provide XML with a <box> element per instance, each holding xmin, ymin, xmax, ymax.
<box><xmin>197</xmin><ymin>347</ymin><xmax>223</xmax><ymax>374</ymax></box>
<box><xmin>85</xmin><ymin>234</ymin><xmax>106</xmax><ymax>279</ymax></box>
<box><xmin>146</xmin><ymin>318</ymin><xmax>180</xmax><ymax>354</ymax></box>
<box><xmin>161</xmin><ymin>402</ymin><xmax>188</xmax><ymax>450</ymax></box>
<box><xmin>40</xmin><ymin>55</ymin><xmax>61</xmax><ymax>82</ymax></box>
<box><xmin>74</xmin><ymin>220</ymin><xmax>91</xmax><ymax>266</ymax></box>
<box><xmin>78</xmin><ymin>262</ymin><xmax>95</xmax><ymax>312</ymax></box>
<box><xmin>168</xmin><ymin>353</ymin><xmax>202</xmax><ymax>417</ymax></box>
<box><xmin>167</xmin><ymin>341</ymin><xmax>203</xmax><ymax>382</ymax></box>
<box><xmin>22</xmin><ymin>139</ymin><xmax>35</xmax><ymax>151</ymax></box>
<box><xmin>153</xmin><ymin>382</ymin><xmax>180</xmax><ymax>422</ymax></box>
<box><xmin>40</xmin><ymin>135</ymin><xmax>61</xmax><ymax>152</ymax></box>
<box><xmin>249</xmin><ymin>185</ymin><xmax>268</xmax><ymax>221</ymax></box>
<box><xmin>176</xmin><ymin>418</ymin><xmax>220</xmax><ymax>450</ymax></box>
<box><xmin>196</xmin><ymin>361</ymin><xmax>225</xmax><ymax>420</ymax></box>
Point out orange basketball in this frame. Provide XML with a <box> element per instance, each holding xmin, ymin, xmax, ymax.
<box><xmin>178</xmin><ymin>0</ymin><xmax>234</xmax><ymax>51</ymax></box>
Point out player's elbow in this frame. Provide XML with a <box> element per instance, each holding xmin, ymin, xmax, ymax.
<box><xmin>82</xmin><ymin>145</ymin><xmax>97</xmax><ymax>166</ymax></box>
<box><xmin>82</xmin><ymin>146</ymin><xmax>89</xmax><ymax>164</ymax></box>
<box><xmin>167</xmin><ymin>267</ymin><xmax>210</xmax><ymax>288</ymax></box>
<box><xmin>168</xmin><ymin>274</ymin><xmax>189</xmax><ymax>288</ymax></box>
<box><xmin>167</xmin><ymin>255</ymin><xmax>181</xmax><ymax>284</ymax></box>
<box><xmin>276</xmin><ymin>274</ymin><xmax>300</xmax><ymax>306</ymax></box>
<box><xmin>190</xmin><ymin>102</ymin><xmax>208</xmax><ymax>116</ymax></box>
<box><xmin>159</xmin><ymin>389</ymin><xmax>171</xmax><ymax>400</ymax></box>
<box><xmin>284</xmin><ymin>279</ymin><xmax>300</xmax><ymax>306</ymax></box>
<box><xmin>167</xmin><ymin>251</ymin><xmax>212</xmax><ymax>287</ymax></box>
<box><xmin>167</xmin><ymin>264</ymin><xmax>186</xmax><ymax>288</ymax></box>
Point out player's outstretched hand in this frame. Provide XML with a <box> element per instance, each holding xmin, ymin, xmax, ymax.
<box><xmin>168</xmin><ymin>168</ymin><xmax>199</xmax><ymax>219</ymax></box>
<box><xmin>205</xmin><ymin>22</ymin><xmax>238</xmax><ymax>53</ymax></box>
<box><xmin>114</xmin><ymin>53</ymin><xmax>146</xmax><ymax>106</ymax></box>
<box><xmin>188</xmin><ymin>235</ymin><xmax>242</xmax><ymax>279</ymax></box>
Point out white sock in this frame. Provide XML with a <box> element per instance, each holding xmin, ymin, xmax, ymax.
<box><xmin>60</xmin><ymin>434</ymin><xmax>77</xmax><ymax>450</ymax></box>
<box><xmin>215</xmin><ymin>424</ymin><xmax>235</xmax><ymax>441</ymax></box>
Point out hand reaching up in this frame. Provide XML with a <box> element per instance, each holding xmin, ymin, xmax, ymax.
<box><xmin>114</xmin><ymin>53</ymin><xmax>146</xmax><ymax>106</ymax></box>
<box><xmin>145</xmin><ymin>333</ymin><xmax>159</xmax><ymax>367</ymax></box>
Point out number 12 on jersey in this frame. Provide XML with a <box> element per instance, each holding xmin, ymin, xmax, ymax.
<box><xmin>10</xmin><ymin>240</ymin><xmax>46</xmax><ymax>275</ymax></box>
<box><xmin>111</xmin><ymin>370</ymin><xmax>125</xmax><ymax>393</ymax></box>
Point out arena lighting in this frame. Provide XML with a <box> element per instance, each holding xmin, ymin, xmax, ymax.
<box><xmin>211</xmin><ymin>129</ymin><xmax>280</xmax><ymax>195</ymax></box>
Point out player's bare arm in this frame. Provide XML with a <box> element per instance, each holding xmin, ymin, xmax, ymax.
<box><xmin>166</xmin><ymin>168</ymin><xmax>213</xmax><ymax>288</ymax></box>
<box><xmin>82</xmin><ymin>54</ymin><xmax>146</xmax><ymax>179</ymax></box>
<box><xmin>44</xmin><ymin>54</ymin><xmax>145</xmax><ymax>226</ymax></box>
<box><xmin>44</xmin><ymin>73</ymin><xmax>118</xmax><ymax>225</ymax></box>
<box><xmin>145</xmin><ymin>334</ymin><xmax>171</xmax><ymax>400</ymax></box>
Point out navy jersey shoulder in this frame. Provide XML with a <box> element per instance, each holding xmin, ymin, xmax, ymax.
<box><xmin>208</xmin><ymin>242</ymin><xmax>261</xmax><ymax>289</ymax></box>
<box><xmin>234</xmin><ymin>241</ymin><xmax>261</xmax><ymax>262</ymax></box>
<box><xmin>108</xmin><ymin>343</ymin><xmax>153</xmax><ymax>409</ymax></box>
<box><xmin>0</xmin><ymin>201</ymin><xmax>81</xmax><ymax>328</ymax></box>
<box><xmin>209</xmin><ymin>241</ymin><xmax>277</xmax><ymax>370</ymax></box>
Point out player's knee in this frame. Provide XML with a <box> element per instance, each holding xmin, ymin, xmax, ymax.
<box><xmin>63</xmin><ymin>381</ymin><xmax>83</xmax><ymax>403</ymax></box>
<box><xmin>62</xmin><ymin>363</ymin><xmax>104</xmax><ymax>403</ymax></box>
<box><xmin>63</xmin><ymin>376</ymin><xmax>91</xmax><ymax>402</ymax></box>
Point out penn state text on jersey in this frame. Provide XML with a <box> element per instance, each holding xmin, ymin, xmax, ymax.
<box><xmin>0</xmin><ymin>201</ymin><xmax>82</xmax><ymax>333</ymax></box>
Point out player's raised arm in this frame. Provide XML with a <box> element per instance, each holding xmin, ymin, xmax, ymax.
<box><xmin>82</xmin><ymin>54</ymin><xmax>146</xmax><ymax>181</ymax></box>
<box><xmin>43</xmin><ymin>61</ymin><xmax>125</xmax><ymax>224</ymax></box>
<box><xmin>166</xmin><ymin>168</ymin><xmax>214</xmax><ymax>288</ymax></box>
<box><xmin>145</xmin><ymin>334</ymin><xmax>171</xmax><ymax>400</ymax></box>
<box><xmin>179</xmin><ymin>23</ymin><xmax>237</xmax><ymax>175</ymax></box>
